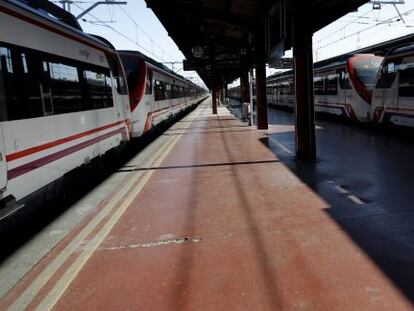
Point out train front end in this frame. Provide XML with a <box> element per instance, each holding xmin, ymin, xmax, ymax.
<box><xmin>119</xmin><ymin>52</ymin><xmax>149</xmax><ymax>137</ymax></box>
<box><xmin>346</xmin><ymin>54</ymin><xmax>383</xmax><ymax>121</ymax></box>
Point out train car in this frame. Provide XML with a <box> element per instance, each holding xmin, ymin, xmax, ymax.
<box><xmin>118</xmin><ymin>50</ymin><xmax>207</xmax><ymax>137</ymax></box>
<box><xmin>228</xmin><ymin>85</ymin><xmax>241</xmax><ymax>99</ymax></box>
<box><xmin>372</xmin><ymin>44</ymin><xmax>414</xmax><ymax>127</ymax></box>
<box><xmin>267</xmin><ymin>54</ymin><xmax>383</xmax><ymax>122</ymax></box>
<box><xmin>0</xmin><ymin>0</ymin><xmax>131</xmax><ymax>218</ymax></box>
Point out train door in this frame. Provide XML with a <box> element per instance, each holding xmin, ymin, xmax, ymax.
<box><xmin>0</xmin><ymin>79</ymin><xmax>6</xmax><ymax>189</ymax></box>
<box><xmin>337</xmin><ymin>70</ymin><xmax>347</xmax><ymax>105</ymax></box>
<box><xmin>372</xmin><ymin>71</ymin><xmax>387</xmax><ymax>121</ymax></box>
<box><xmin>372</xmin><ymin>60</ymin><xmax>398</xmax><ymax>122</ymax></box>
<box><xmin>0</xmin><ymin>125</ymin><xmax>7</xmax><ymax>189</ymax></box>
<box><xmin>145</xmin><ymin>70</ymin><xmax>153</xmax><ymax>125</ymax></box>
<box><xmin>396</xmin><ymin>57</ymin><xmax>414</xmax><ymax>112</ymax></box>
<box><xmin>384</xmin><ymin>61</ymin><xmax>399</xmax><ymax>111</ymax></box>
<box><xmin>0</xmin><ymin>51</ymin><xmax>9</xmax><ymax>189</ymax></box>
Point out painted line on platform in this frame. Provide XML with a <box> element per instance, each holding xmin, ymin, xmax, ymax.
<box><xmin>7</xmin><ymin>104</ymin><xmax>203</xmax><ymax>311</ymax></box>
<box><xmin>347</xmin><ymin>194</ymin><xmax>365</xmax><ymax>205</ymax></box>
<box><xmin>35</xmin><ymin>109</ymin><xmax>202</xmax><ymax>311</ymax></box>
<box><xmin>268</xmin><ymin>137</ymin><xmax>294</xmax><ymax>155</ymax></box>
<box><xmin>329</xmin><ymin>181</ymin><xmax>366</xmax><ymax>205</ymax></box>
<box><xmin>7</xmin><ymin>143</ymin><xmax>165</xmax><ymax>311</ymax></box>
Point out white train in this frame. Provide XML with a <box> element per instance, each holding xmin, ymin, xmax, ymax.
<box><xmin>0</xmin><ymin>0</ymin><xmax>206</xmax><ymax>219</ymax></box>
<box><xmin>119</xmin><ymin>50</ymin><xmax>206</xmax><ymax>137</ymax></box>
<box><xmin>266</xmin><ymin>54</ymin><xmax>384</xmax><ymax>122</ymax></box>
<box><xmin>372</xmin><ymin>44</ymin><xmax>414</xmax><ymax>127</ymax></box>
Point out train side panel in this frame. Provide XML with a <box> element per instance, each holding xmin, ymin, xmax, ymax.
<box><xmin>372</xmin><ymin>48</ymin><xmax>414</xmax><ymax>127</ymax></box>
<box><xmin>0</xmin><ymin>2</ymin><xmax>131</xmax><ymax>205</ymax></box>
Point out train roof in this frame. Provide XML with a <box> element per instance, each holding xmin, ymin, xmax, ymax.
<box><xmin>388</xmin><ymin>44</ymin><xmax>414</xmax><ymax>57</ymax></box>
<box><xmin>267</xmin><ymin>70</ymin><xmax>293</xmax><ymax>82</ymax></box>
<box><xmin>267</xmin><ymin>57</ymin><xmax>349</xmax><ymax>82</ymax></box>
<box><xmin>4</xmin><ymin>0</ymin><xmax>115</xmax><ymax>52</ymax></box>
<box><xmin>119</xmin><ymin>50</ymin><xmax>178</xmax><ymax>76</ymax></box>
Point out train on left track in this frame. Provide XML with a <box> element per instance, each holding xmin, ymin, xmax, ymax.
<box><xmin>0</xmin><ymin>0</ymin><xmax>207</xmax><ymax>219</ymax></box>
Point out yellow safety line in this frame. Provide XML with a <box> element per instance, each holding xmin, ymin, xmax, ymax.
<box><xmin>7</xmin><ymin>105</ymin><xmax>203</xmax><ymax>311</ymax></box>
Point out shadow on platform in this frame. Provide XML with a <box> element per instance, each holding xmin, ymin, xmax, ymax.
<box><xmin>259</xmin><ymin>108</ymin><xmax>414</xmax><ymax>304</ymax></box>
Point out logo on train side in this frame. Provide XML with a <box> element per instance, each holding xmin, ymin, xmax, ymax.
<box><xmin>79</xmin><ymin>49</ymin><xmax>90</xmax><ymax>59</ymax></box>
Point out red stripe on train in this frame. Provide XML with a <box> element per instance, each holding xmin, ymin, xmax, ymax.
<box><xmin>8</xmin><ymin>128</ymin><xmax>125</xmax><ymax>180</ymax></box>
<box><xmin>6</xmin><ymin>120</ymin><xmax>127</xmax><ymax>162</ymax></box>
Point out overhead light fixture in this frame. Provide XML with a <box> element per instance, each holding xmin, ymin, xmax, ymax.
<box><xmin>373</xmin><ymin>3</ymin><xmax>381</xmax><ymax>9</ymax></box>
<box><xmin>192</xmin><ymin>46</ymin><xmax>205</xmax><ymax>58</ymax></box>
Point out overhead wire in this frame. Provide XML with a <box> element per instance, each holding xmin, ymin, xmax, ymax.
<box><xmin>72</xmin><ymin>2</ymin><xmax>168</xmax><ymax>62</ymax></box>
<box><xmin>116</xmin><ymin>5</ymin><xmax>175</xmax><ymax>61</ymax></box>
<box><xmin>315</xmin><ymin>7</ymin><xmax>414</xmax><ymax>51</ymax></box>
<box><xmin>316</xmin><ymin>8</ymin><xmax>374</xmax><ymax>43</ymax></box>
<box><xmin>72</xmin><ymin>2</ymin><xmax>202</xmax><ymax>84</ymax></box>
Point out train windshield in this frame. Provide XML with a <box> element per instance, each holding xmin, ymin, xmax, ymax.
<box><xmin>119</xmin><ymin>55</ymin><xmax>139</xmax><ymax>91</ymax></box>
<box><xmin>349</xmin><ymin>56</ymin><xmax>383</xmax><ymax>89</ymax></box>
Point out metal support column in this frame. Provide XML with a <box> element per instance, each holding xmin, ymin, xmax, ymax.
<box><xmin>255</xmin><ymin>62</ymin><xmax>268</xmax><ymax>130</ymax></box>
<box><xmin>241</xmin><ymin>70</ymin><xmax>250</xmax><ymax>120</ymax></box>
<box><xmin>224</xmin><ymin>84</ymin><xmax>229</xmax><ymax>105</ymax></box>
<box><xmin>212</xmin><ymin>89</ymin><xmax>217</xmax><ymax>115</ymax></box>
<box><xmin>249</xmin><ymin>69</ymin><xmax>254</xmax><ymax>126</ymax></box>
<box><xmin>292</xmin><ymin>0</ymin><xmax>316</xmax><ymax>160</ymax></box>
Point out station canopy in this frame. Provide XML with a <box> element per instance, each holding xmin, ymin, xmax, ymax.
<box><xmin>144</xmin><ymin>0</ymin><xmax>369</xmax><ymax>89</ymax></box>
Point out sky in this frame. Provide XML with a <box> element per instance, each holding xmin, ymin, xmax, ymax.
<box><xmin>66</xmin><ymin>0</ymin><xmax>414</xmax><ymax>88</ymax></box>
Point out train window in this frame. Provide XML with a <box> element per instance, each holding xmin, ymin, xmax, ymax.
<box><xmin>0</xmin><ymin>42</ymin><xmax>117</xmax><ymax>120</ymax></box>
<box><xmin>21</xmin><ymin>54</ymin><xmax>28</xmax><ymax>74</ymax></box>
<box><xmin>314</xmin><ymin>77</ymin><xmax>324</xmax><ymax>95</ymax></box>
<box><xmin>145</xmin><ymin>71</ymin><xmax>152</xmax><ymax>94</ymax></box>
<box><xmin>177</xmin><ymin>85</ymin><xmax>181</xmax><ymax>98</ymax></box>
<box><xmin>0</xmin><ymin>45</ymin><xmax>43</xmax><ymax>120</ymax></box>
<box><xmin>119</xmin><ymin>55</ymin><xmax>139</xmax><ymax>96</ymax></box>
<box><xmin>171</xmin><ymin>84</ymin><xmax>177</xmax><ymax>99</ymax></box>
<box><xmin>154</xmin><ymin>80</ymin><xmax>166</xmax><ymax>101</ymax></box>
<box><xmin>23</xmin><ymin>52</ymin><xmax>44</xmax><ymax>119</ymax></box>
<box><xmin>288</xmin><ymin>82</ymin><xmax>294</xmax><ymax>95</ymax></box>
<box><xmin>266</xmin><ymin>86</ymin><xmax>273</xmax><ymax>95</ymax></box>
<box><xmin>345</xmin><ymin>73</ymin><xmax>351</xmax><ymax>89</ymax></box>
<box><xmin>327</xmin><ymin>75</ymin><xmax>338</xmax><ymax>95</ymax></box>
<box><xmin>0</xmin><ymin>47</ymin><xmax>19</xmax><ymax>119</ymax></box>
<box><xmin>165</xmin><ymin>83</ymin><xmax>172</xmax><ymax>99</ymax></box>
<box><xmin>84</xmin><ymin>69</ymin><xmax>112</xmax><ymax>109</ymax></box>
<box><xmin>377</xmin><ymin>60</ymin><xmax>399</xmax><ymax>89</ymax></box>
<box><xmin>48</xmin><ymin>61</ymin><xmax>82</xmax><ymax>114</ymax></box>
<box><xmin>399</xmin><ymin>64</ymin><xmax>414</xmax><ymax>97</ymax></box>
<box><xmin>338</xmin><ymin>71</ymin><xmax>350</xmax><ymax>90</ymax></box>
<box><xmin>0</xmin><ymin>48</ymin><xmax>13</xmax><ymax>73</ymax></box>
<box><xmin>178</xmin><ymin>85</ymin><xmax>183</xmax><ymax>98</ymax></box>
<box><xmin>387</xmin><ymin>62</ymin><xmax>395</xmax><ymax>73</ymax></box>
<box><xmin>49</xmin><ymin>62</ymin><xmax>79</xmax><ymax>82</ymax></box>
<box><xmin>107</xmin><ymin>54</ymin><xmax>127</xmax><ymax>95</ymax></box>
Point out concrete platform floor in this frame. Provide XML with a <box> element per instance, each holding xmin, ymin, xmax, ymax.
<box><xmin>1</xmin><ymin>98</ymin><xmax>413</xmax><ymax>310</ymax></box>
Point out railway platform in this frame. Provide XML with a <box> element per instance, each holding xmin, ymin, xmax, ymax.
<box><xmin>1</xmin><ymin>97</ymin><xmax>413</xmax><ymax>310</ymax></box>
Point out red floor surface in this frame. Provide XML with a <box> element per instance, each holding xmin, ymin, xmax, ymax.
<box><xmin>1</xmin><ymin>99</ymin><xmax>412</xmax><ymax>311</ymax></box>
